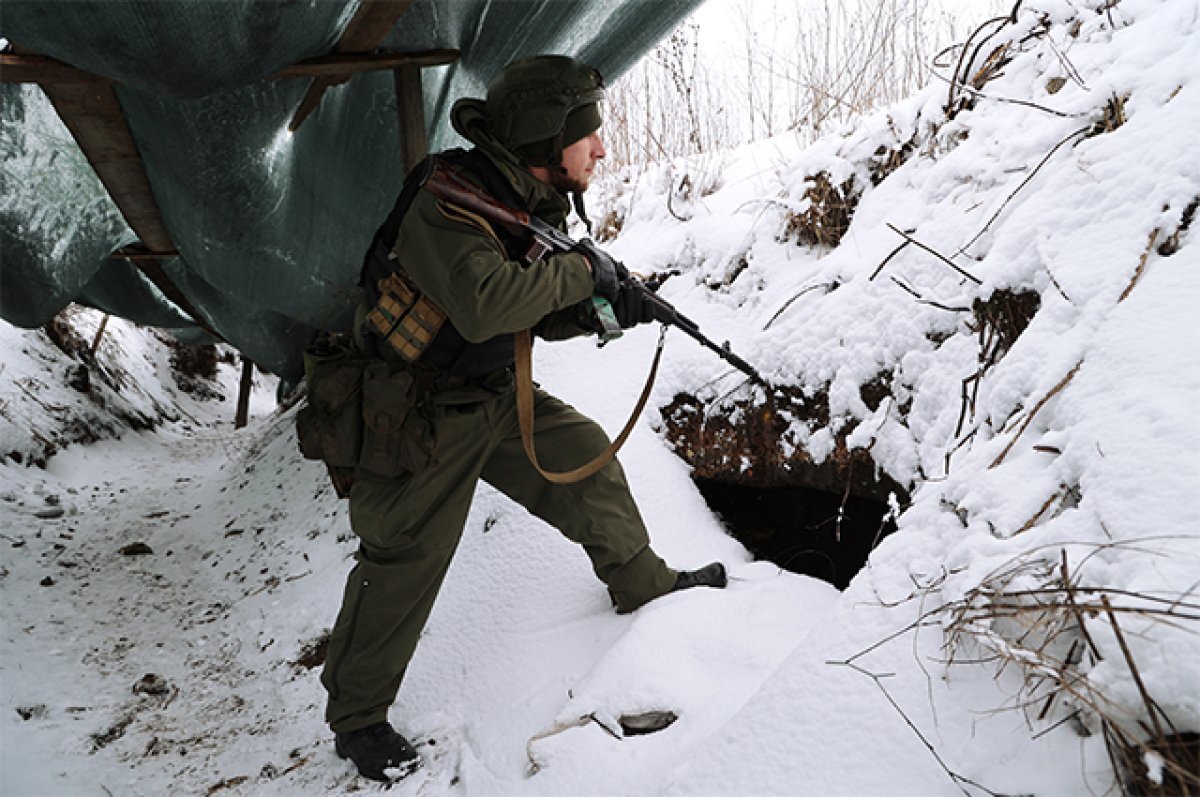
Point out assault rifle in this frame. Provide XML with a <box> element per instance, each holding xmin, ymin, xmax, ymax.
<box><xmin>421</xmin><ymin>159</ymin><xmax>767</xmax><ymax>386</ymax></box>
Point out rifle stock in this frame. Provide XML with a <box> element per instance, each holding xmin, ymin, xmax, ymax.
<box><xmin>425</xmin><ymin>160</ymin><xmax>570</xmax><ymax>263</ymax></box>
<box><xmin>422</xmin><ymin>158</ymin><xmax>767</xmax><ymax>386</ymax></box>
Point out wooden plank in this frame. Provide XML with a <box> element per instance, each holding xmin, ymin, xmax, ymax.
<box><xmin>39</xmin><ymin>79</ymin><xmax>175</xmax><ymax>253</ymax></box>
<box><xmin>108</xmin><ymin>248</ymin><xmax>181</xmax><ymax>261</ymax></box>
<box><xmin>104</xmin><ymin>245</ymin><xmax>221</xmax><ymax>340</ymax></box>
<box><xmin>288</xmin><ymin>77</ymin><xmax>336</xmax><ymax>132</ymax></box>
<box><xmin>269</xmin><ymin>48</ymin><xmax>458</xmax><ymax>80</ymax></box>
<box><xmin>289</xmin><ymin>0</ymin><xmax>416</xmax><ymax>131</ymax></box>
<box><xmin>130</xmin><ymin>258</ymin><xmax>224</xmax><ymax>341</ymax></box>
<box><xmin>5</xmin><ymin>49</ymin><xmax>201</xmax><ymax>339</ymax></box>
<box><xmin>394</xmin><ymin>63</ymin><xmax>427</xmax><ymax>173</ymax></box>
<box><xmin>0</xmin><ymin>53</ymin><xmax>104</xmax><ymax>84</ymax></box>
<box><xmin>3</xmin><ymin>49</ymin><xmax>460</xmax><ymax>85</ymax></box>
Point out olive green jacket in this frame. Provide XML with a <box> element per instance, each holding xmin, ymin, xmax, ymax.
<box><xmin>390</xmin><ymin>99</ymin><xmax>596</xmax><ymax>345</ymax></box>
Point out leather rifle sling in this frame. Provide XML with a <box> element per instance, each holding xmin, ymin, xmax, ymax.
<box><xmin>514</xmin><ymin>327</ymin><xmax>666</xmax><ymax>484</ymax></box>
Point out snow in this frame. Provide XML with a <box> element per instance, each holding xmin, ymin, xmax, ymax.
<box><xmin>3</xmin><ymin>1</ymin><xmax>1199</xmax><ymax>795</ymax></box>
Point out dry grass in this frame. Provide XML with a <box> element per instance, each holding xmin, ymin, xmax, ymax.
<box><xmin>969</xmin><ymin>288</ymin><xmax>1040</xmax><ymax>360</ymax></box>
<box><xmin>42</xmin><ymin>310</ymin><xmax>91</xmax><ymax>360</ymax></box>
<box><xmin>943</xmin><ymin>551</ymin><xmax>1200</xmax><ymax>796</ymax></box>
<box><xmin>603</xmin><ymin>1</ymin><xmax>984</xmax><ymax>172</ymax></box>
<box><xmin>830</xmin><ymin>543</ymin><xmax>1200</xmax><ymax>797</ymax></box>
<box><xmin>781</xmin><ymin>172</ymin><xmax>859</xmax><ymax>248</ymax></box>
<box><xmin>951</xmin><ymin>288</ymin><xmax>1041</xmax><ymax>451</ymax></box>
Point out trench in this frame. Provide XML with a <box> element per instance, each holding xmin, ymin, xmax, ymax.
<box><xmin>659</xmin><ymin>287</ymin><xmax>1044</xmax><ymax>590</ymax></box>
<box><xmin>696</xmin><ymin>479</ymin><xmax>898</xmax><ymax>590</ymax></box>
<box><xmin>662</xmin><ymin>384</ymin><xmax>912</xmax><ymax>588</ymax></box>
<box><xmin>660</xmin><ymin>389</ymin><xmax>911</xmax><ymax>591</ymax></box>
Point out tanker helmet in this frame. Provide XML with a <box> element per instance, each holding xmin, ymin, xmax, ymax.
<box><xmin>485</xmin><ymin>54</ymin><xmax>605</xmax><ymax>166</ymax></box>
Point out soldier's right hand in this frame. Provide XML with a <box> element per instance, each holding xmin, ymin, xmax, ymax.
<box><xmin>572</xmin><ymin>239</ymin><xmax>628</xmax><ymax>302</ymax></box>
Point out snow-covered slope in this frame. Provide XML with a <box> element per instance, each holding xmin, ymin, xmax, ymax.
<box><xmin>2</xmin><ymin>1</ymin><xmax>1197</xmax><ymax>795</ymax></box>
<box><xmin>596</xmin><ymin>0</ymin><xmax>1200</xmax><ymax>793</ymax></box>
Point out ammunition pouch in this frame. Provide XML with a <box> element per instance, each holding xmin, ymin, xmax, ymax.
<box><xmin>365</xmin><ymin>271</ymin><xmax>446</xmax><ymax>363</ymax></box>
<box><xmin>295</xmin><ymin>332</ymin><xmax>435</xmax><ymax>496</ymax></box>
<box><xmin>296</xmin><ymin>333</ymin><xmax>367</xmax><ymax>472</ymax></box>
<box><xmin>358</xmin><ymin>361</ymin><xmax>435</xmax><ymax>478</ymax></box>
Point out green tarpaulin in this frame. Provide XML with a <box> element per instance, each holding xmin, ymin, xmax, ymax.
<box><xmin>0</xmin><ymin>0</ymin><xmax>701</xmax><ymax>379</ymax></box>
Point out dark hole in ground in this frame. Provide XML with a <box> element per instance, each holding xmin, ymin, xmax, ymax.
<box><xmin>695</xmin><ymin>479</ymin><xmax>897</xmax><ymax>590</ymax></box>
<box><xmin>620</xmin><ymin>710</ymin><xmax>678</xmax><ymax>736</ymax></box>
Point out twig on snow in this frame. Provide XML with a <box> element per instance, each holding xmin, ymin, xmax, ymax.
<box><xmin>1044</xmin><ymin>33</ymin><xmax>1088</xmax><ymax>92</ymax></box>
<box><xmin>832</xmin><ymin>661</ymin><xmax>1020</xmax><ymax>797</ymax></box>
<box><xmin>956</xmin><ymin>125</ymin><xmax>1090</xmax><ymax>258</ymax></box>
<box><xmin>869</xmin><ymin>239</ymin><xmax>911</xmax><ymax>281</ymax></box>
<box><xmin>1100</xmin><ymin>595</ymin><xmax>1171</xmax><ymax>743</ymax></box>
<box><xmin>888</xmin><ymin>277</ymin><xmax>970</xmax><ymax>313</ymax></box>
<box><xmin>934</xmin><ymin>68</ymin><xmax>1086</xmax><ymax>120</ymax></box>
<box><xmin>763</xmin><ymin>281</ymin><xmax>837</xmax><ymax>329</ymax></box>
<box><xmin>1117</xmin><ymin>229</ymin><xmax>1160</xmax><ymax>302</ymax></box>
<box><xmin>887</xmin><ymin>223</ymin><xmax>982</xmax><ymax>285</ymax></box>
<box><xmin>945</xmin><ymin>14</ymin><xmax>1013</xmax><ymax>116</ymax></box>
<box><xmin>989</xmin><ymin>359</ymin><xmax>1083</xmax><ymax>468</ymax></box>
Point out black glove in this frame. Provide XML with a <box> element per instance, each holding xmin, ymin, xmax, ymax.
<box><xmin>611</xmin><ymin>281</ymin><xmax>658</xmax><ymax>329</ymax></box>
<box><xmin>572</xmin><ymin>239</ymin><xmax>628</xmax><ymax>302</ymax></box>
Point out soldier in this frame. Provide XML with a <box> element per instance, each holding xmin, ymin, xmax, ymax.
<box><xmin>319</xmin><ymin>54</ymin><xmax>727</xmax><ymax>783</ymax></box>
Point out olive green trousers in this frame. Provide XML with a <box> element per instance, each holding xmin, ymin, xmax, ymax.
<box><xmin>321</xmin><ymin>384</ymin><xmax>676</xmax><ymax>733</ymax></box>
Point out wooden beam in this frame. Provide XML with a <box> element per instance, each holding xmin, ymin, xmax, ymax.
<box><xmin>394</xmin><ymin>64</ymin><xmax>427</xmax><ymax>173</ymax></box>
<box><xmin>269</xmin><ymin>48</ymin><xmax>458</xmax><ymax>80</ymax></box>
<box><xmin>4</xmin><ymin>49</ymin><xmax>202</xmax><ymax>340</ymax></box>
<box><xmin>0</xmin><ymin>53</ymin><xmax>105</xmax><ymax>84</ymax></box>
<box><xmin>288</xmin><ymin>0</ymin><xmax>417</xmax><ymax>132</ymax></box>
<box><xmin>89</xmin><ymin>313</ymin><xmax>111</xmax><ymax>357</ymax></box>
<box><xmin>3</xmin><ymin>49</ymin><xmax>460</xmax><ymax>86</ymax></box>
<box><xmin>105</xmin><ymin>244</ymin><xmax>221</xmax><ymax>339</ymax></box>
<box><xmin>108</xmin><ymin>247</ymin><xmax>180</xmax><ymax>261</ymax></box>
<box><xmin>39</xmin><ymin>78</ymin><xmax>175</xmax><ymax>253</ymax></box>
<box><xmin>7</xmin><ymin>46</ymin><xmax>178</xmax><ymax>256</ymax></box>
<box><xmin>128</xmin><ymin>258</ymin><xmax>224</xmax><ymax>342</ymax></box>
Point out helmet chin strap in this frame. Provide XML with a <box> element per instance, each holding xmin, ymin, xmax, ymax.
<box><xmin>521</xmin><ymin>127</ymin><xmax>594</xmax><ymax>234</ymax></box>
<box><xmin>544</xmin><ymin>130</ymin><xmax>593</xmax><ymax>233</ymax></box>
<box><xmin>571</xmin><ymin>191</ymin><xmax>593</xmax><ymax>235</ymax></box>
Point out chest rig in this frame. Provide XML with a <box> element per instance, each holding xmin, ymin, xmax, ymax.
<box><xmin>360</xmin><ymin>149</ymin><xmax>531</xmax><ymax>379</ymax></box>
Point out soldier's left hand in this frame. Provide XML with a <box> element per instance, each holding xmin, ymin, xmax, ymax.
<box><xmin>611</xmin><ymin>282</ymin><xmax>657</xmax><ymax>328</ymax></box>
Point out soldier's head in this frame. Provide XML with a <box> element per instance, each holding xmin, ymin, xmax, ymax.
<box><xmin>486</xmin><ymin>54</ymin><xmax>607</xmax><ymax>192</ymax></box>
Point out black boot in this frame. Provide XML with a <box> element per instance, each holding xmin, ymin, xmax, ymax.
<box><xmin>334</xmin><ymin>722</ymin><xmax>421</xmax><ymax>782</ymax></box>
<box><xmin>673</xmin><ymin>562</ymin><xmax>728</xmax><ymax>592</ymax></box>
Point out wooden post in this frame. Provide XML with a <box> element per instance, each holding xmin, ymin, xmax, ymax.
<box><xmin>89</xmin><ymin>314</ymin><xmax>110</xmax><ymax>357</ymax></box>
<box><xmin>394</xmin><ymin>63</ymin><xmax>427</xmax><ymax>173</ymax></box>
<box><xmin>235</xmin><ymin>357</ymin><xmax>254</xmax><ymax>429</ymax></box>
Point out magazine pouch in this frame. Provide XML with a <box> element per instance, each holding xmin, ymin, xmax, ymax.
<box><xmin>357</xmin><ymin>362</ymin><xmax>433</xmax><ymax>478</ymax></box>
<box><xmin>296</xmin><ymin>334</ymin><xmax>366</xmax><ymax>471</ymax></box>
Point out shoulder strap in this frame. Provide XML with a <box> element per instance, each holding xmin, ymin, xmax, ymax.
<box><xmin>359</xmin><ymin>155</ymin><xmax>439</xmax><ymax>293</ymax></box>
<box><xmin>359</xmin><ymin>148</ymin><xmax>510</xmax><ymax>299</ymax></box>
<box><xmin>457</xmin><ymin>148</ymin><xmax>526</xmax><ymax>210</ymax></box>
<box><xmin>514</xmin><ymin>327</ymin><xmax>666</xmax><ymax>484</ymax></box>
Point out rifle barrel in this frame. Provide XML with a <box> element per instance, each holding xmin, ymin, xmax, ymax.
<box><xmin>643</xmin><ymin>290</ymin><xmax>766</xmax><ymax>385</ymax></box>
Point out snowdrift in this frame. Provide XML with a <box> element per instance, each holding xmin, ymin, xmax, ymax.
<box><xmin>597</xmin><ymin>0</ymin><xmax>1200</xmax><ymax>792</ymax></box>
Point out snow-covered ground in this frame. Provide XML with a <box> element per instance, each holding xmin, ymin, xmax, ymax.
<box><xmin>2</xmin><ymin>0</ymin><xmax>1198</xmax><ymax>795</ymax></box>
